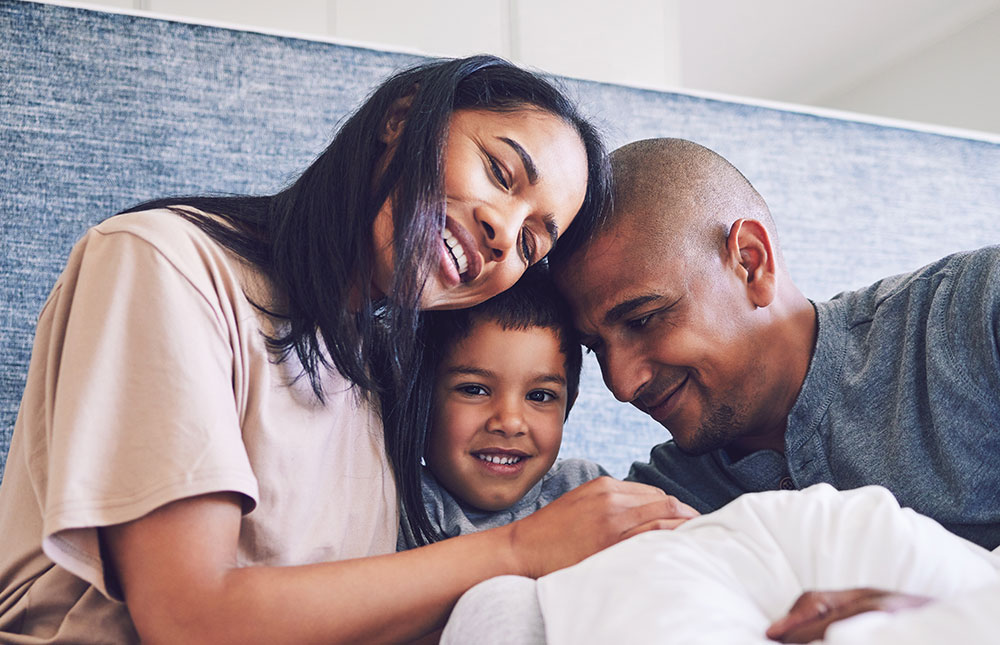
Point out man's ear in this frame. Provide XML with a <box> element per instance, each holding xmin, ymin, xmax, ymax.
<box><xmin>725</xmin><ymin>218</ymin><xmax>777</xmax><ymax>308</ymax></box>
<box><xmin>379</xmin><ymin>93</ymin><xmax>415</xmax><ymax>145</ymax></box>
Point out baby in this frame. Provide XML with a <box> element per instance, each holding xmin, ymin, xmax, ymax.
<box><xmin>398</xmin><ymin>270</ymin><xmax>608</xmax><ymax>550</ymax></box>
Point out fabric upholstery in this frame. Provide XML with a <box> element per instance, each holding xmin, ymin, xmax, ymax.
<box><xmin>3</xmin><ymin>0</ymin><xmax>1000</xmax><ymax>480</ymax></box>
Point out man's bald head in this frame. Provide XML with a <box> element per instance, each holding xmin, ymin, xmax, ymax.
<box><xmin>599</xmin><ymin>138</ymin><xmax>778</xmax><ymax>262</ymax></box>
<box><xmin>551</xmin><ymin>138</ymin><xmax>815</xmax><ymax>458</ymax></box>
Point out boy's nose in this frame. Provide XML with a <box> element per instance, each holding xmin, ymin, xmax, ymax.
<box><xmin>486</xmin><ymin>408</ymin><xmax>527</xmax><ymax>437</ymax></box>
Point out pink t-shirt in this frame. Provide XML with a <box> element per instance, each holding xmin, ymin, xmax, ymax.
<box><xmin>0</xmin><ymin>209</ymin><xmax>398</xmax><ymax>643</ymax></box>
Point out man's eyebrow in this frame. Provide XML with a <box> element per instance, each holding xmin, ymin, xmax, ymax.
<box><xmin>500</xmin><ymin>137</ymin><xmax>538</xmax><ymax>184</ymax></box>
<box><xmin>604</xmin><ymin>294</ymin><xmax>664</xmax><ymax>326</ymax></box>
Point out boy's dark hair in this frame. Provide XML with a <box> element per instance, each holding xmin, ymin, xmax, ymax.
<box><xmin>422</xmin><ymin>265</ymin><xmax>583</xmax><ymax>417</ymax></box>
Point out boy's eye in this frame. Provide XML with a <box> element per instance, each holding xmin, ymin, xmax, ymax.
<box><xmin>458</xmin><ymin>384</ymin><xmax>488</xmax><ymax>396</ymax></box>
<box><xmin>489</xmin><ymin>156</ymin><xmax>510</xmax><ymax>190</ymax></box>
<box><xmin>527</xmin><ymin>390</ymin><xmax>556</xmax><ymax>403</ymax></box>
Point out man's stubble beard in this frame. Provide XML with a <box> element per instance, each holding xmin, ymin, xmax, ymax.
<box><xmin>672</xmin><ymin>402</ymin><xmax>747</xmax><ymax>456</ymax></box>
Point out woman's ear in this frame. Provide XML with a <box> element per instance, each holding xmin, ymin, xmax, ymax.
<box><xmin>380</xmin><ymin>93</ymin><xmax>415</xmax><ymax>145</ymax></box>
<box><xmin>726</xmin><ymin>218</ymin><xmax>777</xmax><ymax>308</ymax></box>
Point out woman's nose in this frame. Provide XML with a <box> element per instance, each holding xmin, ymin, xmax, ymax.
<box><xmin>478</xmin><ymin>207</ymin><xmax>522</xmax><ymax>262</ymax></box>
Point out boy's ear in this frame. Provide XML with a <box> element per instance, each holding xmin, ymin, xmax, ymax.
<box><xmin>725</xmin><ymin>218</ymin><xmax>777</xmax><ymax>308</ymax></box>
<box><xmin>380</xmin><ymin>93</ymin><xmax>415</xmax><ymax>145</ymax></box>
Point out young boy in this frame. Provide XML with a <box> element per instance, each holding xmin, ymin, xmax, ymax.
<box><xmin>398</xmin><ymin>270</ymin><xmax>608</xmax><ymax>550</ymax></box>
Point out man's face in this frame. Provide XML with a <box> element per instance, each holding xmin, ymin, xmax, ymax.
<box><xmin>559</xmin><ymin>226</ymin><xmax>771</xmax><ymax>455</ymax></box>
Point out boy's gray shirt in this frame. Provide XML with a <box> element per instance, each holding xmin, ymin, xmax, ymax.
<box><xmin>398</xmin><ymin>458</ymin><xmax>608</xmax><ymax>550</ymax></box>
<box><xmin>628</xmin><ymin>246</ymin><xmax>1000</xmax><ymax>550</ymax></box>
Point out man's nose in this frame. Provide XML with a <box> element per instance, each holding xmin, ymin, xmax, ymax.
<box><xmin>601</xmin><ymin>344</ymin><xmax>651</xmax><ymax>405</ymax></box>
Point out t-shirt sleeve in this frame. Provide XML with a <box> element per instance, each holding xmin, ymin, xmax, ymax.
<box><xmin>25</xmin><ymin>223</ymin><xmax>259</xmax><ymax>598</ymax></box>
<box><xmin>397</xmin><ymin>469</ymin><xmax>447</xmax><ymax>551</ymax></box>
<box><xmin>943</xmin><ymin>248</ymin><xmax>1000</xmax><ymax>400</ymax></box>
<box><xmin>544</xmin><ymin>458</ymin><xmax>611</xmax><ymax>495</ymax></box>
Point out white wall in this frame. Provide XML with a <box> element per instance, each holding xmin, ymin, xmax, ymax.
<box><xmin>818</xmin><ymin>8</ymin><xmax>1000</xmax><ymax>135</ymax></box>
<box><xmin>75</xmin><ymin>0</ymin><xmax>1000</xmax><ymax>135</ymax></box>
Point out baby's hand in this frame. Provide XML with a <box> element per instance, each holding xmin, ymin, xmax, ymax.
<box><xmin>766</xmin><ymin>588</ymin><xmax>933</xmax><ymax>643</ymax></box>
<box><xmin>505</xmin><ymin>476</ymin><xmax>699</xmax><ymax>578</ymax></box>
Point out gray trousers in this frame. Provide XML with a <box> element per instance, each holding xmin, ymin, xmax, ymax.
<box><xmin>441</xmin><ymin>575</ymin><xmax>546</xmax><ymax>644</ymax></box>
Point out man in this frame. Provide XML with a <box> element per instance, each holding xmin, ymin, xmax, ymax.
<box><xmin>554</xmin><ymin>137</ymin><xmax>1000</xmax><ymax>551</ymax></box>
<box><xmin>441</xmin><ymin>138</ymin><xmax>999</xmax><ymax>644</ymax></box>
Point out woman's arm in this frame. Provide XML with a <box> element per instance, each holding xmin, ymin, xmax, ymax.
<box><xmin>102</xmin><ymin>476</ymin><xmax>695</xmax><ymax>644</ymax></box>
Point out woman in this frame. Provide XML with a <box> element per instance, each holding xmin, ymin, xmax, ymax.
<box><xmin>0</xmin><ymin>55</ymin><xmax>693</xmax><ymax>643</ymax></box>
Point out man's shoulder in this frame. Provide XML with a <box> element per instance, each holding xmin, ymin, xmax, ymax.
<box><xmin>829</xmin><ymin>245</ymin><xmax>1000</xmax><ymax>320</ymax></box>
<box><xmin>625</xmin><ymin>441</ymin><xmax>753</xmax><ymax>513</ymax></box>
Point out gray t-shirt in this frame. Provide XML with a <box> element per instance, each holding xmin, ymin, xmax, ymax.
<box><xmin>628</xmin><ymin>246</ymin><xmax>1000</xmax><ymax>550</ymax></box>
<box><xmin>398</xmin><ymin>458</ymin><xmax>609</xmax><ymax>551</ymax></box>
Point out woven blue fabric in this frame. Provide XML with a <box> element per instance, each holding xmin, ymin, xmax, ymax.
<box><xmin>3</xmin><ymin>0</ymin><xmax>1000</xmax><ymax>480</ymax></box>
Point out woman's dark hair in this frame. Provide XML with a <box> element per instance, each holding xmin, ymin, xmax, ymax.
<box><xmin>121</xmin><ymin>54</ymin><xmax>609</xmax><ymax>548</ymax></box>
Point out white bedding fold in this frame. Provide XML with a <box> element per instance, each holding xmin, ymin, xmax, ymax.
<box><xmin>537</xmin><ymin>484</ymin><xmax>1000</xmax><ymax>644</ymax></box>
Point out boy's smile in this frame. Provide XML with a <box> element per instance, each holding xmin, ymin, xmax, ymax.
<box><xmin>425</xmin><ymin>320</ymin><xmax>568</xmax><ymax>511</ymax></box>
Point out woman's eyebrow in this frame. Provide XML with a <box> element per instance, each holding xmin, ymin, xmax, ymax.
<box><xmin>499</xmin><ymin>137</ymin><xmax>538</xmax><ymax>184</ymax></box>
<box><xmin>543</xmin><ymin>214</ymin><xmax>559</xmax><ymax>247</ymax></box>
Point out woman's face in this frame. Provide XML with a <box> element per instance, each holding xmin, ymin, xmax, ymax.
<box><xmin>372</xmin><ymin>108</ymin><xmax>589</xmax><ymax>310</ymax></box>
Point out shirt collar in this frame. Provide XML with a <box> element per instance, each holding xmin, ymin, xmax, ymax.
<box><xmin>785</xmin><ymin>297</ymin><xmax>847</xmax><ymax>455</ymax></box>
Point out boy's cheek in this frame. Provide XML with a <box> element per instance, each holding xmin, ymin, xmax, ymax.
<box><xmin>528</xmin><ymin>412</ymin><xmax>564</xmax><ymax>462</ymax></box>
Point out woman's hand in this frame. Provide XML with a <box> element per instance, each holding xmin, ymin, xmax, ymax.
<box><xmin>766</xmin><ymin>588</ymin><xmax>934</xmax><ymax>643</ymax></box>
<box><xmin>99</xmin><ymin>479</ymin><xmax>696</xmax><ymax>643</ymax></box>
<box><xmin>505</xmin><ymin>476</ymin><xmax>699</xmax><ymax>578</ymax></box>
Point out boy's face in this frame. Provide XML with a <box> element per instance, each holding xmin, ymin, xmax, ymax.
<box><xmin>425</xmin><ymin>320</ymin><xmax>568</xmax><ymax>512</ymax></box>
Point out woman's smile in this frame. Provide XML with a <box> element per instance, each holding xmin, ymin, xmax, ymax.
<box><xmin>372</xmin><ymin>107</ymin><xmax>589</xmax><ymax>311</ymax></box>
<box><xmin>439</xmin><ymin>215</ymin><xmax>483</xmax><ymax>284</ymax></box>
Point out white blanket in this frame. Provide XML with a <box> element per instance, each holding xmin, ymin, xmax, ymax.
<box><xmin>537</xmin><ymin>484</ymin><xmax>1000</xmax><ymax>644</ymax></box>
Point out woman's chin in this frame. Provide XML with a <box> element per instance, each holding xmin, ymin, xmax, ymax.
<box><xmin>421</xmin><ymin>284</ymin><xmax>470</xmax><ymax>310</ymax></box>
<box><xmin>419</xmin><ymin>267</ymin><xmax>519</xmax><ymax>310</ymax></box>
<box><xmin>420</xmin><ymin>278</ymin><xmax>488</xmax><ymax>311</ymax></box>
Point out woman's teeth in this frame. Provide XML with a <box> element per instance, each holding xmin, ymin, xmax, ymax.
<box><xmin>476</xmin><ymin>454</ymin><xmax>522</xmax><ymax>465</ymax></box>
<box><xmin>443</xmin><ymin>228</ymin><xmax>469</xmax><ymax>276</ymax></box>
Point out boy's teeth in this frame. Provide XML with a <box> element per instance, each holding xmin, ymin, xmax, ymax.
<box><xmin>477</xmin><ymin>454</ymin><xmax>522</xmax><ymax>465</ymax></box>
<box><xmin>442</xmin><ymin>228</ymin><xmax>469</xmax><ymax>276</ymax></box>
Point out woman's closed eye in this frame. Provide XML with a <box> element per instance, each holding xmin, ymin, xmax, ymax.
<box><xmin>519</xmin><ymin>227</ymin><xmax>538</xmax><ymax>265</ymax></box>
<box><xmin>488</xmin><ymin>156</ymin><xmax>510</xmax><ymax>190</ymax></box>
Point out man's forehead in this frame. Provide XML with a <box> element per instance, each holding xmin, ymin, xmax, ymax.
<box><xmin>560</xmin><ymin>233</ymin><xmax>677</xmax><ymax>328</ymax></box>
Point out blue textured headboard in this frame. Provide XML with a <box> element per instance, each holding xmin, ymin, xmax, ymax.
<box><xmin>3</xmin><ymin>0</ymin><xmax>1000</xmax><ymax>481</ymax></box>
